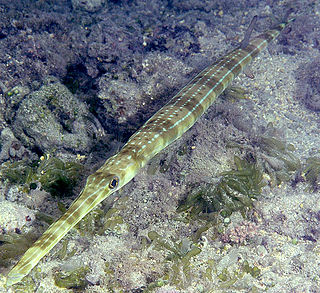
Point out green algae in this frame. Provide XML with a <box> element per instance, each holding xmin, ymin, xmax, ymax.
<box><xmin>101</xmin><ymin>203</ymin><xmax>128</xmax><ymax>236</ymax></box>
<box><xmin>10</xmin><ymin>275</ymin><xmax>37</xmax><ymax>293</ymax></box>
<box><xmin>255</xmin><ymin>123</ymin><xmax>301</xmax><ymax>186</ymax></box>
<box><xmin>148</xmin><ymin>231</ymin><xmax>202</xmax><ymax>289</ymax></box>
<box><xmin>0</xmin><ymin>157</ymin><xmax>83</xmax><ymax>197</ymax></box>
<box><xmin>204</xmin><ymin>259</ymin><xmax>216</xmax><ymax>282</ymax></box>
<box><xmin>0</xmin><ymin>232</ymin><xmax>39</xmax><ymax>267</ymax></box>
<box><xmin>56</xmin><ymin>239</ymin><xmax>76</xmax><ymax>261</ymax></box>
<box><xmin>303</xmin><ymin>156</ymin><xmax>320</xmax><ymax>191</ymax></box>
<box><xmin>75</xmin><ymin>204</ymin><xmax>126</xmax><ymax>237</ymax></box>
<box><xmin>54</xmin><ymin>265</ymin><xmax>90</xmax><ymax>289</ymax></box>
<box><xmin>216</xmin><ymin>260</ymin><xmax>261</xmax><ymax>290</ymax></box>
<box><xmin>37</xmin><ymin>157</ymin><xmax>83</xmax><ymax>197</ymax></box>
<box><xmin>227</xmin><ymin>123</ymin><xmax>301</xmax><ymax>186</ymax></box>
<box><xmin>76</xmin><ymin>207</ymin><xmax>104</xmax><ymax>236</ymax></box>
<box><xmin>144</xmin><ymin>279</ymin><xmax>169</xmax><ymax>291</ymax></box>
<box><xmin>1</xmin><ymin>160</ymin><xmax>34</xmax><ymax>185</ymax></box>
<box><xmin>177</xmin><ymin>156</ymin><xmax>266</xmax><ymax>219</ymax></box>
<box><xmin>56</xmin><ymin>239</ymin><xmax>69</xmax><ymax>260</ymax></box>
<box><xmin>104</xmin><ymin>262</ymin><xmax>123</xmax><ymax>291</ymax></box>
<box><xmin>259</xmin><ymin>135</ymin><xmax>301</xmax><ymax>185</ymax></box>
<box><xmin>192</xmin><ymin>222</ymin><xmax>215</xmax><ymax>242</ymax></box>
<box><xmin>242</xmin><ymin>260</ymin><xmax>261</xmax><ymax>278</ymax></box>
<box><xmin>103</xmin><ymin>215</ymin><xmax>124</xmax><ymax>231</ymax></box>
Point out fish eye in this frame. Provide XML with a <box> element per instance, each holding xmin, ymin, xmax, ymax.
<box><xmin>109</xmin><ymin>176</ymin><xmax>119</xmax><ymax>189</ymax></box>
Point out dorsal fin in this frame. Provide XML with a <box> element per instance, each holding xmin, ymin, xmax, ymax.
<box><xmin>240</xmin><ymin>15</ymin><xmax>258</xmax><ymax>49</ymax></box>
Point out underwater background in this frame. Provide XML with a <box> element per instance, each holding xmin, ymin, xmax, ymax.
<box><xmin>0</xmin><ymin>0</ymin><xmax>319</xmax><ymax>292</ymax></box>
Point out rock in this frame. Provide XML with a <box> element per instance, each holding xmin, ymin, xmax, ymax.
<box><xmin>71</xmin><ymin>0</ymin><xmax>107</xmax><ymax>12</ymax></box>
<box><xmin>11</xmin><ymin>76</ymin><xmax>100</xmax><ymax>153</ymax></box>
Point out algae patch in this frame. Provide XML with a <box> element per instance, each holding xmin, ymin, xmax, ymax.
<box><xmin>178</xmin><ymin>156</ymin><xmax>266</xmax><ymax>219</ymax></box>
<box><xmin>303</xmin><ymin>156</ymin><xmax>320</xmax><ymax>192</ymax></box>
<box><xmin>37</xmin><ymin>157</ymin><xmax>83</xmax><ymax>197</ymax></box>
<box><xmin>148</xmin><ymin>231</ymin><xmax>202</xmax><ymax>289</ymax></box>
<box><xmin>1</xmin><ymin>156</ymin><xmax>83</xmax><ymax>197</ymax></box>
<box><xmin>54</xmin><ymin>265</ymin><xmax>90</xmax><ymax>289</ymax></box>
<box><xmin>0</xmin><ymin>232</ymin><xmax>39</xmax><ymax>267</ymax></box>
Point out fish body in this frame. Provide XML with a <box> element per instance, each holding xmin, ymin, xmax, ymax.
<box><xmin>6</xmin><ymin>19</ymin><xmax>292</xmax><ymax>286</ymax></box>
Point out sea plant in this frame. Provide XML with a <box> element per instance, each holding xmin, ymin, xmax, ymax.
<box><xmin>177</xmin><ymin>156</ymin><xmax>266</xmax><ymax>219</ymax></box>
<box><xmin>227</xmin><ymin>123</ymin><xmax>301</xmax><ymax>186</ymax></box>
<box><xmin>37</xmin><ymin>157</ymin><xmax>83</xmax><ymax>197</ymax></box>
<box><xmin>0</xmin><ymin>232</ymin><xmax>39</xmax><ymax>267</ymax></box>
<box><xmin>1</xmin><ymin>160</ymin><xmax>34</xmax><ymax>185</ymax></box>
<box><xmin>54</xmin><ymin>265</ymin><xmax>90</xmax><ymax>289</ymax></box>
<box><xmin>0</xmin><ymin>156</ymin><xmax>83</xmax><ymax>197</ymax></box>
<box><xmin>258</xmin><ymin>134</ymin><xmax>301</xmax><ymax>185</ymax></box>
<box><xmin>303</xmin><ymin>156</ymin><xmax>320</xmax><ymax>191</ymax></box>
<box><xmin>148</xmin><ymin>231</ymin><xmax>202</xmax><ymax>289</ymax></box>
<box><xmin>217</xmin><ymin>259</ymin><xmax>261</xmax><ymax>290</ymax></box>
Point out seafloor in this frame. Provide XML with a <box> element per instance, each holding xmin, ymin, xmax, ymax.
<box><xmin>0</xmin><ymin>0</ymin><xmax>319</xmax><ymax>292</ymax></box>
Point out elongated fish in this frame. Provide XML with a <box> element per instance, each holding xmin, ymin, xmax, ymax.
<box><xmin>6</xmin><ymin>18</ymin><xmax>293</xmax><ymax>286</ymax></box>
